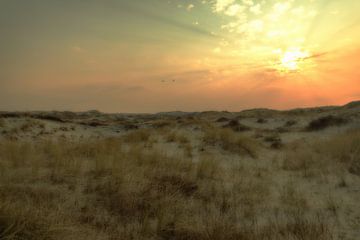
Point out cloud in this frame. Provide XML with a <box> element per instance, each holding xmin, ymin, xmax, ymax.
<box><xmin>273</xmin><ymin>2</ymin><xmax>292</xmax><ymax>14</ymax></box>
<box><xmin>213</xmin><ymin>47</ymin><xmax>222</xmax><ymax>53</ymax></box>
<box><xmin>225</xmin><ymin>4</ymin><xmax>246</xmax><ymax>16</ymax></box>
<box><xmin>213</xmin><ymin>0</ymin><xmax>235</xmax><ymax>12</ymax></box>
<box><xmin>250</xmin><ymin>4</ymin><xmax>262</xmax><ymax>15</ymax></box>
<box><xmin>119</xmin><ymin>1</ymin><xmax>218</xmax><ymax>38</ymax></box>
<box><xmin>187</xmin><ymin>4</ymin><xmax>194</xmax><ymax>11</ymax></box>
<box><xmin>155</xmin><ymin>69</ymin><xmax>211</xmax><ymax>83</ymax></box>
<box><xmin>242</xmin><ymin>0</ymin><xmax>254</xmax><ymax>6</ymax></box>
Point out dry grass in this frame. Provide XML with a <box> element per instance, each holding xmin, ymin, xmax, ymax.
<box><xmin>282</xmin><ymin>149</ymin><xmax>320</xmax><ymax>177</ymax></box>
<box><xmin>0</xmin><ymin>118</ymin><xmax>5</xmax><ymax>128</ymax></box>
<box><xmin>122</xmin><ymin>128</ymin><xmax>152</xmax><ymax>143</ymax></box>
<box><xmin>1</xmin><ymin>107</ymin><xmax>359</xmax><ymax>239</ymax></box>
<box><xmin>0</xmin><ymin>201</ymin><xmax>54</xmax><ymax>240</ymax></box>
<box><xmin>280</xmin><ymin>182</ymin><xmax>309</xmax><ymax>211</ymax></box>
<box><xmin>20</xmin><ymin>119</ymin><xmax>46</xmax><ymax>132</ymax></box>
<box><xmin>0</xmin><ymin>119</ymin><xmax>46</xmax><ymax>139</ymax></box>
<box><xmin>202</xmin><ymin>127</ymin><xmax>258</xmax><ymax>158</ymax></box>
<box><xmin>165</xmin><ymin>131</ymin><xmax>189</xmax><ymax>144</ymax></box>
<box><xmin>151</xmin><ymin>120</ymin><xmax>174</xmax><ymax>129</ymax></box>
<box><xmin>0</xmin><ymin>135</ymin><xmax>336</xmax><ymax>240</ymax></box>
<box><xmin>196</xmin><ymin>154</ymin><xmax>221</xmax><ymax>180</ymax></box>
<box><xmin>282</xmin><ymin>129</ymin><xmax>360</xmax><ymax>179</ymax></box>
<box><xmin>316</xmin><ymin>130</ymin><xmax>360</xmax><ymax>176</ymax></box>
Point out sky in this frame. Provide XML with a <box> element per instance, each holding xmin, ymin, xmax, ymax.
<box><xmin>0</xmin><ymin>0</ymin><xmax>359</xmax><ymax>113</ymax></box>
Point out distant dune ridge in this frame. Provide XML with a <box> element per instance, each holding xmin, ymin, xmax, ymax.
<box><xmin>0</xmin><ymin>100</ymin><xmax>359</xmax><ymax>239</ymax></box>
<box><xmin>1</xmin><ymin>100</ymin><xmax>359</xmax><ymax>121</ymax></box>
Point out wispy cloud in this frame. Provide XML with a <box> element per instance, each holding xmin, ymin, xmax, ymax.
<box><xmin>119</xmin><ymin>1</ymin><xmax>217</xmax><ymax>38</ymax></box>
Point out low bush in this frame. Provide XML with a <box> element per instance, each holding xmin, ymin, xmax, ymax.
<box><xmin>223</xmin><ymin>119</ymin><xmax>251</xmax><ymax>132</ymax></box>
<box><xmin>284</xmin><ymin>120</ymin><xmax>297</xmax><ymax>127</ymax></box>
<box><xmin>257</xmin><ymin>118</ymin><xmax>267</xmax><ymax>124</ymax></box>
<box><xmin>215</xmin><ymin>117</ymin><xmax>229</xmax><ymax>122</ymax></box>
<box><xmin>33</xmin><ymin>114</ymin><xmax>65</xmax><ymax>123</ymax></box>
<box><xmin>306</xmin><ymin>115</ymin><xmax>347</xmax><ymax>131</ymax></box>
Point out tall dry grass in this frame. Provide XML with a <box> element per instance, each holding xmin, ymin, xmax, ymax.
<box><xmin>282</xmin><ymin>129</ymin><xmax>360</xmax><ymax>177</ymax></box>
<box><xmin>202</xmin><ymin>127</ymin><xmax>258</xmax><ymax>158</ymax></box>
<box><xmin>0</xmin><ymin>132</ymin><xmax>336</xmax><ymax>239</ymax></box>
<box><xmin>0</xmin><ymin>118</ymin><xmax>5</xmax><ymax>128</ymax></box>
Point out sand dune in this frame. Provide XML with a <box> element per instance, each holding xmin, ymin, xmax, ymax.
<box><xmin>0</xmin><ymin>101</ymin><xmax>359</xmax><ymax>239</ymax></box>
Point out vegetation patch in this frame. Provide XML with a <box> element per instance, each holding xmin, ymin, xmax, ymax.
<box><xmin>0</xmin><ymin>118</ymin><xmax>5</xmax><ymax>128</ymax></box>
<box><xmin>284</xmin><ymin>120</ymin><xmax>297</xmax><ymax>127</ymax></box>
<box><xmin>2</xmin><ymin>117</ymin><xmax>359</xmax><ymax>239</ymax></box>
<box><xmin>216</xmin><ymin>117</ymin><xmax>229</xmax><ymax>122</ymax></box>
<box><xmin>306</xmin><ymin>115</ymin><xmax>347</xmax><ymax>131</ymax></box>
<box><xmin>122</xmin><ymin>129</ymin><xmax>152</xmax><ymax>143</ymax></box>
<box><xmin>223</xmin><ymin>119</ymin><xmax>251</xmax><ymax>132</ymax></box>
<box><xmin>203</xmin><ymin>128</ymin><xmax>257</xmax><ymax>158</ymax></box>
<box><xmin>264</xmin><ymin>135</ymin><xmax>283</xmax><ymax>149</ymax></box>
<box><xmin>257</xmin><ymin>118</ymin><xmax>267</xmax><ymax>124</ymax></box>
<box><xmin>32</xmin><ymin>114</ymin><xmax>65</xmax><ymax>123</ymax></box>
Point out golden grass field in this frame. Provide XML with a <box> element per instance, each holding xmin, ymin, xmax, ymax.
<box><xmin>0</xmin><ymin>102</ymin><xmax>359</xmax><ymax>240</ymax></box>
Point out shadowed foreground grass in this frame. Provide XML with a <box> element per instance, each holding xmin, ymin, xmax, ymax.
<box><xmin>1</xmin><ymin>128</ymin><xmax>359</xmax><ymax>239</ymax></box>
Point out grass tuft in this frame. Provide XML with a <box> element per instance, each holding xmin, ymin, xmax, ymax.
<box><xmin>203</xmin><ymin>128</ymin><xmax>258</xmax><ymax>158</ymax></box>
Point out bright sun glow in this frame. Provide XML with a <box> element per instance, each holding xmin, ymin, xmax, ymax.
<box><xmin>280</xmin><ymin>49</ymin><xmax>310</xmax><ymax>71</ymax></box>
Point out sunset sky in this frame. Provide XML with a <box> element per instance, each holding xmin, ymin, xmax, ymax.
<box><xmin>1</xmin><ymin>0</ymin><xmax>359</xmax><ymax>112</ymax></box>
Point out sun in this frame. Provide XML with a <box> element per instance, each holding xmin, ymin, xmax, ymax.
<box><xmin>280</xmin><ymin>49</ymin><xmax>310</xmax><ymax>71</ymax></box>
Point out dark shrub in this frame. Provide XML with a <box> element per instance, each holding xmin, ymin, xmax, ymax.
<box><xmin>216</xmin><ymin>117</ymin><xmax>229</xmax><ymax>122</ymax></box>
<box><xmin>349</xmin><ymin>156</ymin><xmax>360</xmax><ymax>176</ymax></box>
<box><xmin>264</xmin><ymin>135</ymin><xmax>283</xmax><ymax>149</ymax></box>
<box><xmin>257</xmin><ymin>118</ymin><xmax>267</xmax><ymax>124</ymax></box>
<box><xmin>224</xmin><ymin>120</ymin><xmax>251</xmax><ymax>132</ymax></box>
<box><xmin>285</xmin><ymin>120</ymin><xmax>297</xmax><ymax>127</ymax></box>
<box><xmin>276</xmin><ymin>127</ymin><xmax>289</xmax><ymax>133</ymax></box>
<box><xmin>223</xmin><ymin>120</ymin><xmax>251</xmax><ymax>132</ymax></box>
<box><xmin>80</xmin><ymin>120</ymin><xmax>108</xmax><ymax>127</ymax></box>
<box><xmin>151</xmin><ymin>120</ymin><xmax>173</xmax><ymax>129</ymax></box>
<box><xmin>34</xmin><ymin>114</ymin><xmax>65</xmax><ymax>123</ymax></box>
<box><xmin>227</xmin><ymin>119</ymin><xmax>239</xmax><ymax>127</ymax></box>
<box><xmin>270</xmin><ymin>141</ymin><xmax>283</xmax><ymax>149</ymax></box>
<box><xmin>306</xmin><ymin>115</ymin><xmax>347</xmax><ymax>131</ymax></box>
<box><xmin>123</xmin><ymin>124</ymin><xmax>139</xmax><ymax>130</ymax></box>
<box><xmin>264</xmin><ymin>136</ymin><xmax>280</xmax><ymax>143</ymax></box>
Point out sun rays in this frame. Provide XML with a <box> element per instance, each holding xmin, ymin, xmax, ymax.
<box><xmin>279</xmin><ymin>48</ymin><xmax>311</xmax><ymax>72</ymax></box>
